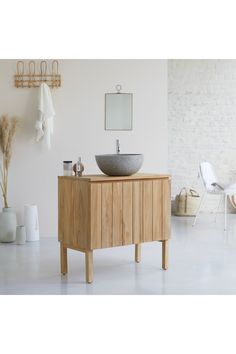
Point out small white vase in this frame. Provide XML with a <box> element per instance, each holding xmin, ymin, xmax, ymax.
<box><xmin>16</xmin><ymin>225</ymin><xmax>26</xmax><ymax>245</ymax></box>
<box><xmin>0</xmin><ymin>207</ymin><xmax>17</xmax><ymax>243</ymax></box>
<box><xmin>24</xmin><ymin>204</ymin><xmax>39</xmax><ymax>242</ymax></box>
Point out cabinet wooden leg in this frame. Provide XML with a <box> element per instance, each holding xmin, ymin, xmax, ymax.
<box><xmin>162</xmin><ymin>240</ymin><xmax>169</xmax><ymax>270</ymax></box>
<box><xmin>60</xmin><ymin>244</ymin><xmax>68</xmax><ymax>275</ymax></box>
<box><xmin>85</xmin><ymin>250</ymin><xmax>93</xmax><ymax>283</ymax></box>
<box><xmin>135</xmin><ymin>244</ymin><xmax>141</xmax><ymax>263</ymax></box>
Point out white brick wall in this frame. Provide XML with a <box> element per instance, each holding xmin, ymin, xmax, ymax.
<box><xmin>168</xmin><ymin>60</ymin><xmax>236</xmax><ymax>211</ymax></box>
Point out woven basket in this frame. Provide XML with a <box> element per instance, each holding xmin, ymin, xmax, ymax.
<box><xmin>175</xmin><ymin>188</ymin><xmax>201</xmax><ymax>216</ymax></box>
<box><xmin>229</xmin><ymin>196</ymin><xmax>236</xmax><ymax>209</ymax></box>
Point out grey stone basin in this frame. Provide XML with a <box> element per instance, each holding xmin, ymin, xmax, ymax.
<box><xmin>95</xmin><ymin>154</ymin><xmax>144</xmax><ymax>176</ymax></box>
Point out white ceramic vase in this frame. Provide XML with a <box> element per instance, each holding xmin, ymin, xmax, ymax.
<box><xmin>24</xmin><ymin>205</ymin><xmax>39</xmax><ymax>242</ymax></box>
<box><xmin>0</xmin><ymin>207</ymin><xmax>17</xmax><ymax>243</ymax></box>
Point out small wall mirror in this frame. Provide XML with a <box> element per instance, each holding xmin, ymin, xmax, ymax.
<box><xmin>105</xmin><ymin>85</ymin><xmax>133</xmax><ymax>130</ymax></box>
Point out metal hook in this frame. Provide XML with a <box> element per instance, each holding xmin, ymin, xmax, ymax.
<box><xmin>116</xmin><ymin>84</ymin><xmax>122</xmax><ymax>93</ymax></box>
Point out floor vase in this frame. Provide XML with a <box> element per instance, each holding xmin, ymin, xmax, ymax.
<box><xmin>24</xmin><ymin>205</ymin><xmax>39</xmax><ymax>242</ymax></box>
<box><xmin>0</xmin><ymin>207</ymin><xmax>17</xmax><ymax>243</ymax></box>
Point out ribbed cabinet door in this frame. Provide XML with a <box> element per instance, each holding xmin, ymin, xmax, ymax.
<box><xmin>162</xmin><ymin>178</ymin><xmax>171</xmax><ymax>240</ymax></box>
<box><xmin>132</xmin><ymin>181</ymin><xmax>142</xmax><ymax>244</ymax></box>
<box><xmin>91</xmin><ymin>182</ymin><xmax>123</xmax><ymax>249</ymax></box>
<box><xmin>142</xmin><ymin>180</ymin><xmax>153</xmax><ymax>242</ymax></box>
<box><xmin>90</xmin><ymin>183</ymin><xmax>102</xmax><ymax>249</ymax></box>
<box><xmin>74</xmin><ymin>180</ymin><xmax>89</xmax><ymax>249</ymax></box>
<box><xmin>58</xmin><ymin>178</ymin><xmax>64</xmax><ymax>242</ymax></box>
<box><xmin>152</xmin><ymin>179</ymin><xmax>163</xmax><ymax>241</ymax></box>
<box><xmin>62</xmin><ymin>179</ymin><xmax>74</xmax><ymax>245</ymax></box>
<box><xmin>112</xmin><ymin>182</ymin><xmax>123</xmax><ymax>246</ymax></box>
<box><xmin>89</xmin><ymin>178</ymin><xmax>171</xmax><ymax>249</ymax></box>
<box><xmin>101</xmin><ymin>183</ymin><xmax>113</xmax><ymax>248</ymax></box>
<box><xmin>90</xmin><ymin>181</ymin><xmax>136</xmax><ymax>248</ymax></box>
<box><xmin>122</xmin><ymin>182</ymin><xmax>133</xmax><ymax>245</ymax></box>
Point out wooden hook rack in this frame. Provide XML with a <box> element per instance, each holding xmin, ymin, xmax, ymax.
<box><xmin>14</xmin><ymin>60</ymin><xmax>61</xmax><ymax>88</ymax></box>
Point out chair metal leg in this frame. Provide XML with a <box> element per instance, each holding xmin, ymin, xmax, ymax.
<box><xmin>215</xmin><ymin>195</ymin><xmax>223</xmax><ymax>223</ymax></box>
<box><xmin>224</xmin><ymin>194</ymin><xmax>227</xmax><ymax>231</ymax></box>
<box><xmin>192</xmin><ymin>191</ymin><xmax>206</xmax><ymax>227</ymax></box>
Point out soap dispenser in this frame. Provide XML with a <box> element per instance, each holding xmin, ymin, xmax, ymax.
<box><xmin>73</xmin><ymin>157</ymin><xmax>84</xmax><ymax>177</ymax></box>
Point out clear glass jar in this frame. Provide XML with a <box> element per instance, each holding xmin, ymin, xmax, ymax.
<box><xmin>63</xmin><ymin>161</ymin><xmax>72</xmax><ymax>176</ymax></box>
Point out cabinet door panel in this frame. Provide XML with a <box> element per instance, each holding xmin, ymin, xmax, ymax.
<box><xmin>58</xmin><ymin>179</ymin><xmax>64</xmax><ymax>242</ymax></box>
<box><xmin>142</xmin><ymin>180</ymin><xmax>153</xmax><ymax>242</ymax></box>
<box><xmin>63</xmin><ymin>179</ymin><xmax>74</xmax><ymax>245</ymax></box>
<box><xmin>122</xmin><ymin>182</ymin><xmax>133</xmax><ymax>245</ymax></box>
<box><xmin>112</xmin><ymin>182</ymin><xmax>123</xmax><ymax>247</ymax></box>
<box><xmin>90</xmin><ymin>183</ymin><xmax>102</xmax><ymax>249</ymax></box>
<box><xmin>162</xmin><ymin>179</ymin><xmax>171</xmax><ymax>240</ymax></box>
<box><xmin>132</xmin><ymin>181</ymin><xmax>142</xmax><ymax>244</ymax></box>
<box><xmin>152</xmin><ymin>180</ymin><xmax>163</xmax><ymax>241</ymax></box>
<box><xmin>101</xmin><ymin>183</ymin><xmax>113</xmax><ymax>248</ymax></box>
<box><xmin>74</xmin><ymin>180</ymin><xmax>89</xmax><ymax>249</ymax></box>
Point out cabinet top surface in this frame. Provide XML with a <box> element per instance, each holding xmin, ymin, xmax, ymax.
<box><xmin>58</xmin><ymin>173</ymin><xmax>171</xmax><ymax>182</ymax></box>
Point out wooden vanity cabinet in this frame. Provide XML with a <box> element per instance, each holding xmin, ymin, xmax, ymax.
<box><xmin>58</xmin><ymin>174</ymin><xmax>171</xmax><ymax>283</ymax></box>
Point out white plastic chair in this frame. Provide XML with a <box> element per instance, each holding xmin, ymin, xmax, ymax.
<box><xmin>192</xmin><ymin>162</ymin><xmax>236</xmax><ymax>230</ymax></box>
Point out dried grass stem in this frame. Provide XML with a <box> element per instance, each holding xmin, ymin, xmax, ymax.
<box><xmin>0</xmin><ymin>115</ymin><xmax>19</xmax><ymax>208</ymax></box>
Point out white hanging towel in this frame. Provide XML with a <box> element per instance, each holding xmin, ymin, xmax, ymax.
<box><xmin>36</xmin><ymin>83</ymin><xmax>55</xmax><ymax>149</ymax></box>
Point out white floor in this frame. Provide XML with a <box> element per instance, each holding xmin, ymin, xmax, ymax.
<box><xmin>1</xmin><ymin>214</ymin><xmax>236</xmax><ymax>295</ymax></box>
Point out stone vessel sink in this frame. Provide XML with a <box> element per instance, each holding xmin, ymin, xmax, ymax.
<box><xmin>95</xmin><ymin>154</ymin><xmax>144</xmax><ymax>176</ymax></box>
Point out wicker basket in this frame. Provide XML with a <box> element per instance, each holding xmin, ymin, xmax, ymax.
<box><xmin>175</xmin><ymin>188</ymin><xmax>201</xmax><ymax>216</ymax></box>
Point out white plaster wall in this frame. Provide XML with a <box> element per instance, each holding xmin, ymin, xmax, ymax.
<box><xmin>168</xmin><ymin>59</ymin><xmax>236</xmax><ymax>211</ymax></box>
<box><xmin>0</xmin><ymin>59</ymin><xmax>168</xmax><ymax>236</ymax></box>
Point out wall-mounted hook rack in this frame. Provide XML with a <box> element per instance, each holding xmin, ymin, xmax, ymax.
<box><xmin>14</xmin><ymin>60</ymin><xmax>61</xmax><ymax>88</ymax></box>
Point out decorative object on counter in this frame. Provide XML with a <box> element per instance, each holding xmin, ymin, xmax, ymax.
<box><xmin>24</xmin><ymin>205</ymin><xmax>39</xmax><ymax>242</ymax></box>
<box><xmin>63</xmin><ymin>161</ymin><xmax>73</xmax><ymax>176</ymax></box>
<box><xmin>174</xmin><ymin>188</ymin><xmax>200</xmax><ymax>216</ymax></box>
<box><xmin>0</xmin><ymin>207</ymin><xmax>17</xmax><ymax>243</ymax></box>
<box><xmin>16</xmin><ymin>225</ymin><xmax>26</xmax><ymax>245</ymax></box>
<box><xmin>0</xmin><ymin>115</ymin><xmax>19</xmax><ymax>242</ymax></box>
<box><xmin>15</xmin><ymin>60</ymin><xmax>61</xmax><ymax>88</ymax></box>
<box><xmin>35</xmin><ymin>82</ymin><xmax>55</xmax><ymax>149</ymax></box>
<box><xmin>73</xmin><ymin>157</ymin><xmax>84</xmax><ymax>177</ymax></box>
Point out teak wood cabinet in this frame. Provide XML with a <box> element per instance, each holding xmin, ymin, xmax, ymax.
<box><xmin>58</xmin><ymin>174</ymin><xmax>171</xmax><ymax>283</ymax></box>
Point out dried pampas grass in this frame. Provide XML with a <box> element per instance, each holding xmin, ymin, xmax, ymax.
<box><xmin>0</xmin><ymin>114</ymin><xmax>19</xmax><ymax>208</ymax></box>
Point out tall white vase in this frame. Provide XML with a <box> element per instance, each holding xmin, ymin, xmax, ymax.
<box><xmin>0</xmin><ymin>207</ymin><xmax>17</xmax><ymax>243</ymax></box>
<box><xmin>24</xmin><ymin>205</ymin><xmax>39</xmax><ymax>242</ymax></box>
